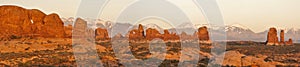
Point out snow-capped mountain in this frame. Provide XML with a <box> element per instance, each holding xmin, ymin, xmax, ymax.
<box><xmin>225</xmin><ymin>23</ymin><xmax>254</xmax><ymax>34</ymax></box>
<box><xmin>61</xmin><ymin>18</ymin><xmax>300</xmax><ymax>42</ymax></box>
<box><xmin>176</xmin><ymin>22</ymin><xmax>197</xmax><ymax>29</ymax></box>
<box><xmin>145</xmin><ymin>23</ymin><xmax>163</xmax><ymax>31</ymax></box>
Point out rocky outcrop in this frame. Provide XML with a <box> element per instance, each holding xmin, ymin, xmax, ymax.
<box><xmin>0</xmin><ymin>5</ymin><xmax>66</xmax><ymax>40</ymax></box>
<box><xmin>95</xmin><ymin>28</ymin><xmax>109</xmax><ymax>40</ymax></box>
<box><xmin>0</xmin><ymin>5</ymin><xmax>33</xmax><ymax>38</ymax></box>
<box><xmin>266</xmin><ymin>28</ymin><xmax>293</xmax><ymax>46</ymax></box>
<box><xmin>128</xmin><ymin>24</ymin><xmax>145</xmax><ymax>41</ymax></box>
<box><xmin>210</xmin><ymin>51</ymin><xmax>283</xmax><ymax>67</ymax></box>
<box><xmin>38</xmin><ymin>13</ymin><xmax>66</xmax><ymax>38</ymax></box>
<box><xmin>163</xmin><ymin>30</ymin><xmax>179</xmax><ymax>41</ymax></box>
<box><xmin>64</xmin><ymin>25</ymin><xmax>73</xmax><ymax>38</ymax></box>
<box><xmin>197</xmin><ymin>26</ymin><xmax>211</xmax><ymax>43</ymax></box>
<box><xmin>145</xmin><ymin>28</ymin><xmax>162</xmax><ymax>40</ymax></box>
<box><xmin>266</xmin><ymin>28</ymin><xmax>279</xmax><ymax>45</ymax></box>
<box><xmin>285</xmin><ymin>38</ymin><xmax>293</xmax><ymax>45</ymax></box>
<box><xmin>73</xmin><ymin>18</ymin><xmax>88</xmax><ymax>38</ymax></box>
<box><xmin>280</xmin><ymin>30</ymin><xmax>285</xmax><ymax>45</ymax></box>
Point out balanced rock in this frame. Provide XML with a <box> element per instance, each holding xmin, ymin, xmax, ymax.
<box><xmin>266</xmin><ymin>28</ymin><xmax>279</xmax><ymax>45</ymax></box>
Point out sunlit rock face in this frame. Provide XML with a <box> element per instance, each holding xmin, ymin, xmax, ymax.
<box><xmin>266</xmin><ymin>28</ymin><xmax>279</xmax><ymax>45</ymax></box>
<box><xmin>0</xmin><ymin>5</ymin><xmax>66</xmax><ymax>40</ymax></box>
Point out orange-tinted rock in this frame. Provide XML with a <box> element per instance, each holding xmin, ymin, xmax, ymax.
<box><xmin>0</xmin><ymin>5</ymin><xmax>32</xmax><ymax>38</ymax></box>
<box><xmin>128</xmin><ymin>24</ymin><xmax>145</xmax><ymax>41</ymax></box>
<box><xmin>146</xmin><ymin>28</ymin><xmax>162</xmax><ymax>40</ymax></box>
<box><xmin>29</xmin><ymin>9</ymin><xmax>47</xmax><ymax>36</ymax></box>
<box><xmin>280</xmin><ymin>30</ymin><xmax>285</xmax><ymax>45</ymax></box>
<box><xmin>138</xmin><ymin>24</ymin><xmax>145</xmax><ymax>36</ymax></box>
<box><xmin>95</xmin><ymin>28</ymin><xmax>109</xmax><ymax>40</ymax></box>
<box><xmin>41</xmin><ymin>13</ymin><xmax>66</xmax><ymax>38</ymax></box>
<box><xmin>163</xmin><ymin>30</ymin><xmax>179</xmax><ymax>41</ymax></box>
<box><xmin>285</xmin><ymin>38</ymin><xmax>293</xmax><ymax>45</ymax></box>
<box><xmin>266</xmin><ymin>28</ymin><xmax>279</xmax><ymax>45</ymax></box>
<box><xmin>198</xmin><ymin>26</ymin><xmax>210</xmax><ymax>41</ymax></box>
<box><xmin>64</xmin><ymin>25</ymin><xmax>73</xmax><ymax>38</ymax></box>
<box><xmin>0</xmin><ymin>5</ymin><xmax>67</xmax><ymax>40</ymax></box>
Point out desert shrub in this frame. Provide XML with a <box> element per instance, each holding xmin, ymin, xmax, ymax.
<box><xmin>10</xmin><ymin>35</ymin><xmax>21</xmax><ymax>39</ymax></box>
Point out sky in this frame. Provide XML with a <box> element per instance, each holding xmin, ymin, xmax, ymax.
<box><xmin>1</xmin><ymin>0</ymin><xmax>300</xmax><ymax>33</ymax></box>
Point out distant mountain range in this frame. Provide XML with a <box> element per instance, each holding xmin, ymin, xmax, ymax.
<box><xmin>61</xmin><ymin>18</ymin><xmax>300</xmax><ymax>42</ymax></box>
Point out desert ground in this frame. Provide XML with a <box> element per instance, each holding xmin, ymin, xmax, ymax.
<box><xmin>0</xmin><ymin>38</ymin><xmax>299</xmax><ymax>67</ymax></box>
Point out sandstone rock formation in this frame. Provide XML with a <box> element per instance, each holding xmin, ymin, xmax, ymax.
<box><xmin>197</xmin><ymin>26</ymin><xmax>211</xmax><ymax>43</ymax></box>
<box><xmin>0</xmin><ymin>5</ymin><xmax>33</xmax><ymax>38</ymax></box>
<box><xmin>64</xmin><ymin>25</ymin><xmax>73</xmax><ymax>38</ymax></box>
<box><xmin>280</xmin><ymin>30</ymin><xmax>285</xmax><ymax>45</ymax></box>
<box><xmin>266</xmin><ymin>28</ymin><xmax>279</xmax><ymax>45</ymax></box>
<box><xmin>146</xmin><ymin>28</ymin><xmax>162</xmax><ymax>40</ymax></box>
<box><xmin>72</xmin><ymin>18</ymin><xmax>88</xmax><ymax>39</ymax></box>
<box><xmin>95</xmin><ymin>28</ymin><xmax>109</xmax><ymax>40</ymax></box>
<box><xmin>0</xmin><ymin>5</ymin><xmax>66</xmax><ymax>40</ymax></box>
<box><xmin>210</xmin><ymin>51</ymin><xmax>283</xmax><ymax>67</ymax></box>
<box><xmin>38</xmin><ymin>13</ymin><xmax>66</xmax><ymax>38</ymax></box>
<box><xmin>163</xmin><ymin>30</ymin><xmax>179</xmax><ymax>41</ymax></box>
<box><xmin>285</xmin><ymin>38</ymin><xmax>293</xmax><ymax>45</ymax></box>
<box><xmin>266</xmin><ymin>28</ymin><xmax>293</xmax><ymax>45</ymax></box>
<box><xmin>128</xmin><ymin>24</ymin><xmax>145</xmax><ymax>40</ymax></box>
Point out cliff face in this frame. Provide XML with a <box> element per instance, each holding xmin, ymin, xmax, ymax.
<box><xmin>0</xmin><ymin>5</ymin><xmax>66</xmax><ymax>40</ymax></box>
<box><xmin>0</xmin><ymin>5</ymin><xmax>212</xmax><ymax>43</ymax></box>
